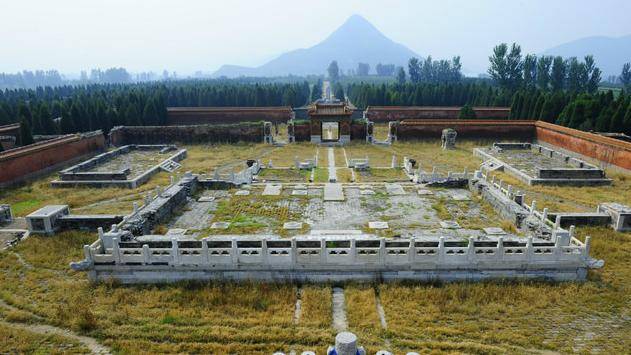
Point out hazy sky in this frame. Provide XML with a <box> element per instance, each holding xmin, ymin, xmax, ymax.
<box><xmin>2</xmin><ymin>0</ymin><xmax>630</xmax><ymax>75</ymax></box>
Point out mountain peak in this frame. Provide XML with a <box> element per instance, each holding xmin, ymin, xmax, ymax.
<box><xmin>212</xmin><ymin>15</ymin><xmax>419</xmax><ymax>78</ymax></box>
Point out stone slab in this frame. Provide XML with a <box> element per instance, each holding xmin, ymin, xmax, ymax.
<box><xmin>368</xmin><ymin>221</ymin><xmax>389</xmax><ymax>229</ymax></box>
<box><xmin>483</xmin><ymin>227</ymin><xmax>506</xmax><ymax>235</ymax></box>
<box><xmin>440</xmin><ymin>221</ymin><xmax>461</xmax><ymax>229</ymax></box>
<box><xmin>417</xmin><ymin>189</ymin><xmax>433</xmax><ymax>195</ymax></box>
<box><xmin>166</xmin><ymin>228</ymin><xmax>187</xmax><ymax>236</ymax></box>
<box><xmin>324</xmin><ymin>183</ymin><xmax>345</xmax><ymax>201</ymax></box>
<box><xmin>262</xmin><ymin>183</ymin><xmax>282</xmax><ymax>196</ymax></box>
<box><xmin>210</xmin><ymin>222</ymin><xmax>230</xmax><ymax>229</ymax></box>
<box><xmin>452</xmin><ymin>193</ymin><xmax>470</xmax><ymax>201</ymax></box>
<box><xmin>197</xmin><ymin>196</ymin><xmax>215</xmax><ymax>202</ymax></box>
<box><xmin>360</xmin><ymin>189</ymin><xmax>375</xmax><ymax>195</ymax></box>
<box><xmin>385</xmin><ymin>183</ymin><xmax>406</xmax><ymax>195</ymax></box>
<box><xmin>292</xmin><ymin>189</ymin><xmax>308</xmax><ymax>196</ymax></box>
<box><xmin>234</xmin><ymin>190</ymin><xmax>250</xmax><ymax>196</ymax></box>
<box><xmin>283</xmin><ymin>222</ymin><xmax>303</xmax><ymax>230</ymax></box>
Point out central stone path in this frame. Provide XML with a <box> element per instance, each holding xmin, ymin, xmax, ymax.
<box><xmin>327</xmin><ymin>147</ymin><xmax>337</xmax><ymax>182</ymax></box>
<box><xmin>324</xmin><ymin>183</ymin><xmax>345</xmax><ymax>201</ymax></box>
<box><xmin>332</xmin><ymin>287</ymin><xmax>348</xmax><ymax>332</ymax></box>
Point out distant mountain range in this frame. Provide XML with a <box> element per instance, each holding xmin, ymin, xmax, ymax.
<box><xmin>542</xmin><ymin>35</ymin><xmax>631</xmax><ymax>76</ymax></box>
<box><xmin>212</xmin><ymin>15</ymin><xmax>419</xmax><ymax>78</ymax></box>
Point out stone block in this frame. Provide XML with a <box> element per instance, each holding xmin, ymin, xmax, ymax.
<box><xmin>369</xmin><ymin>221</ymin><xmax>389</xmax><ymax>229</ymax></box>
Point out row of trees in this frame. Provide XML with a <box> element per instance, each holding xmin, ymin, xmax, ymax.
<box><xmin>0</xmin><ymin>80</ymin><xmax>312</xmax><ymax>144</ymax></box>
<box><xmin>488</xmin><ymin>43</ymin><xmax>604</xmax><ymax>93</ymax></box>
<box><xmin>347</xmin><ymin>82</ymin><xmax>508</xmax><ymax>108</ymax></box>
<box><xmin>347</xmin><ymin>80</ymin><xmax>631</xmax><ymax>135</ymax></box>
<box><xmin>408</xmin><ymin>56</ymin><xmax>463</xmax><ymax>84</ymax></box>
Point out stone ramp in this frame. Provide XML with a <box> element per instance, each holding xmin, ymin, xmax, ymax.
<box><xmin>324</xmin><ymin>183</ymin><xmax>345</xmax><ymax>201</ymax></box>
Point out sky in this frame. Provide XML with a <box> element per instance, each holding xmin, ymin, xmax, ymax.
<box><xmin>2</xmin><ymin>0</ymin><xmax>630</xmax><ymax>76</ymax></box>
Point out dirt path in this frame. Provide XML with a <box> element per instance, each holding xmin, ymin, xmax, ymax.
<box><xmin>0</xmin><ymin>320</ymin><xmax>110</xmax><ymax>354</ymax></box>
<box><xmin>0</xmin><ymin>298</ymin><xmax>110</xmax><ymax>354</ymax></box>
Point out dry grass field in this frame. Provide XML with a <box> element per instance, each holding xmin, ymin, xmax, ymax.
<box><xmin>1</xmin><ymin>140</ymin><xmax>630</xmax><ymax>353</ymax></box>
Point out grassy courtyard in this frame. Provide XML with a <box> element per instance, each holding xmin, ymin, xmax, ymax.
<box><xmin>0</xmin><ymin>140</ymin><xmax>630</xmax><ymax>353</ymax></box>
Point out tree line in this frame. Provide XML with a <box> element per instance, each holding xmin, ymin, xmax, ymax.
<box><xmin>0</xmin><ymin>80</ymin><xmax>311</xmax><ymax>146</ymax></box>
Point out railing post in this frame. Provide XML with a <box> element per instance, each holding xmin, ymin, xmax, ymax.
<box><xmin>171</xmin><ymin>238</ymin><xmax>179</xmax><ymax>266</ymax></box>
<box><xmin>530</xmin><ymin>200</ymin><xmax>537</xmax><ymax>215</ymax></box>
<box><xmin>379</xmin><ymin>238</ymin><xmax>386</xmax><ymax>265</ymax></box>
<box><xmin>142</xmin><ymin>244</ymin><xmax>151</xmax><ymax>265</ymax></box>
<box><xmin>231</xmin><ymin>238</ymin><xmax>238</xmax><ymax>265</ymax></box>
<box><xmin>438</xmin><ymin>237</ymin><xmax>445</xmax><ymax>263</ymax></box>
<box><xmin>584</xmin><ymin>236</ymin><xmax>591</xmax><ymax>257</ymax></box>
<box><xmin>97</xmin><ymin>227</ymin><xmax>105</xmax><ymax>251</ymax></box>
<box><xmin>320</xmin><ymin>238</ymin><xmax>326</xmax><ymax>263</ymax></box>
<box><xmin>542</xmin><ymin>208</ymin><xmax>549</xmax><ymax>223</ymax></box>
<box><xmin>497</xmin><ymin>237</ymin><xmax>504</xmax><ymax>261</ymax></box>
<box><xmin>467</xmin><ymin>237</ymin><xmax>475</xmax><ymax>262</ymax></box>
<box><xmin>408</xmin><ymin>238</ymin><xmax>416</xmax><ymax>262</ymax></box>
<box><xmin>262</xmin><ymin>238</ymin><xmax>268</xmax><ymax>265</ymax></box>
<box><xmin>350</xmin><ymin>238</ymin><xmax>356</xmax><ymax>264</ymax></box>
<box><xmin>291</xmin><ymin>237</ymin><xmax>297</xmax><ymax>266</ymax></box>
<box><xmin>112</xmin><ymin>237</ymin><xmax>121</xmax><ymax>264</ymax></box>
<box><xmin>202</xmin><ymin>237</ymin><xmax>209</xmax><ymax>265</ymax></box>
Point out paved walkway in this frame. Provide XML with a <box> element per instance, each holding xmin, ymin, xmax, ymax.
<box><xmin>327</xmin><ymin>147</ymin><xmax>337</xmax><ymax>182</ymax></box>
<box><xmin>324</xmin><ymin>183</ymin><xmax>345</xmax><ymax>201</ymax></box>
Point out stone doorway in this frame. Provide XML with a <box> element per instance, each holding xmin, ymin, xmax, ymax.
<box><xmin>322</xmin><ymin>122</ymin><xmax>340</xmax><ymax>142</ymax></box>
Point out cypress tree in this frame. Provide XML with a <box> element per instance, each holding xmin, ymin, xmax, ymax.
<box><xmin>19</xmin><ymin>114</ymin><xmax>34</xmax><ymax>146</ymax></box>
<box><xmin>458</xmin><ymin>104</ymin><xmax>477</xmax><ymax>119</ymax></box>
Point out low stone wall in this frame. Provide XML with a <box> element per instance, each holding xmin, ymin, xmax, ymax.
<box><xmin>109</xmin><ymin>123</ymin><xmax>264</xmax><ymax>146</ymax></box>
<box><xmin>366</xmin><ymin>106</ymin><xmax>511</xmax><ymax>122</ymax></box>
<box><xmin>52</xmin><ymin>146</ymin><xmax>187</xmax><ymax>189</ymax></box>
<box><xmin>167</xmin><ymin>107</ymin><xmax>293</xmax><ymax>125</ymax></box>
<box><xmin>470</xmin><ymin>175</ymin><xmax>529</xmax><ymax>228</ymax></box>
<box><xmin>119</xmin><ymin>173</ymin><xmax>197</xmax><ymax>235</ymax></box>
<box><xmin>396</xmin><ymin>120</ymin><xmax>536</xmax><ymax>140</ymax></box>
<box><xmin>0</xmin><ymin>131</ymin><xmax>105</xmax><ymax>187</ymax></box>
<box><xmin>59</xmin><ymin>215</ymin><xmax>124</xmax><ymax>232</ymax></box>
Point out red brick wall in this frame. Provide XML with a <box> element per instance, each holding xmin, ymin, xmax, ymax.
<box><xmin>535</xmin><ymin>121</ymin><xmax>631</xmax><ymax>170</ymax></box>
<box><xmin>167</xmin><ymin>107</ymin><xmax>293</xmax><ymax>125</ymax></box>
<box><xmin>0</xmin><ymin>132</ymin><xmax>105</xmax><ymax>186</ymax></box>
<box><xmin>109</xmin><ymin>123</ymin><xmax>264</xmax><ymax>146</ymax></box>
<box><xmin>397</xmin><ymin>120</ymin><xmax>536</xmax><ymax>140</ymax></box>
<box><xmin>366</xmin><ymin>106</ymin><xmax>511</xmax><ymax>123</ymax></box>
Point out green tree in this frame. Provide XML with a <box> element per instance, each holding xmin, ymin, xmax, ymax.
<box><xmin>550</xmin><ymin>56</ymin><xmax>566</xmax><ymax>91</ymax></box>
<box><xmin>522</xmin><ymin>54</ymin><xmax>537</xmax><ymax>89</ymax></box>
<box><xmin>609</xmin><ymin>97</ymin><xmax>628</xmax><ymax>132</ymax></box>
<box><xmin>584</xmin><ymin>55</ymin><xmax>602</xmax><ymax>94</ymax></box>
<box><xmin>396</xmin><ymin>67</ymin><xmax>406</xmax><ymax>85</ymax></box>
<box><xmin>19</xmin><ymin>114</ymin><xmax>34</xmax><ymax>146</ymax></box>
<box><xmin>488</xmin><ymin>42</ymin><xmax>523</xmax><ymax>91</ymax></box>
<box><xmin>458</xmin><ymin>104</ymin><xmax>477</xmax><ymax>119</ymax></box>
<box><xmin>356</xmin><ymin>62</ymin><xmax>370</xmax><ymax>76</ymax></box>
<box><xmin>408</xmin><ymin>58</ymin><xmax>421</xmax><ymax>83</ymax></box>
<box><xmin>536</xmin><ymin>56</ymin><xmax>553</xmax><ymax>90</ymax></box>
<box><xmin>327</xmin><ymin>61</ymin><xmax>340</xmax><ymax>81</ymax></box>
<box><xmin>38</xmin><ymin>102</ymin><xmax>56</xmax><ymax>134</ymax></box>
<box><xmin>620</xmin><ymin>63</ymin><xmax>631</xmax><ymax>91</ymax></box>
